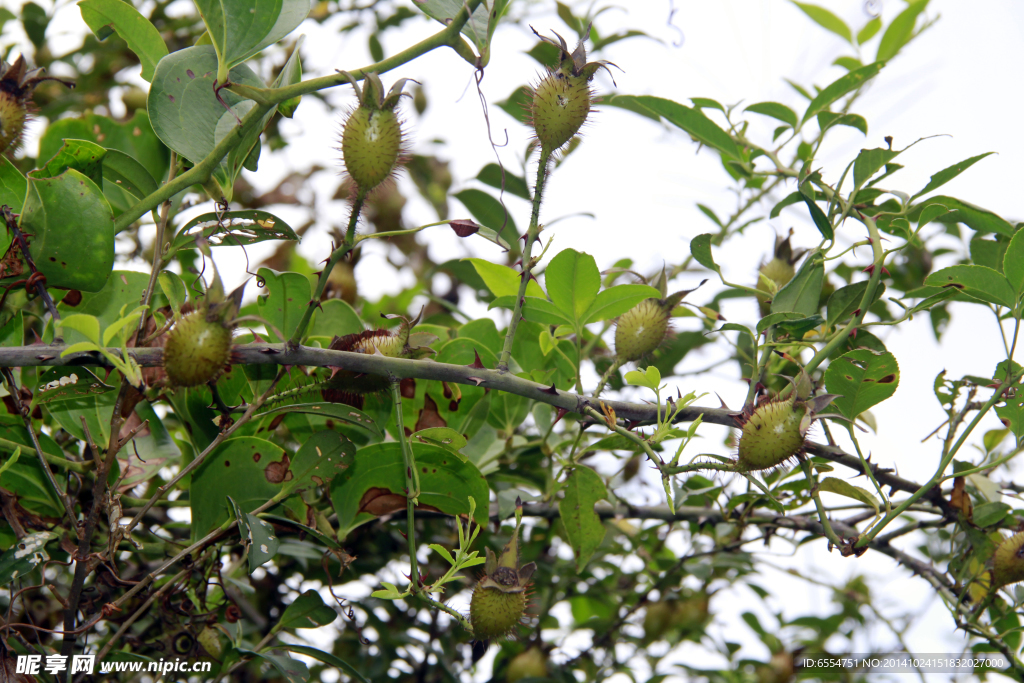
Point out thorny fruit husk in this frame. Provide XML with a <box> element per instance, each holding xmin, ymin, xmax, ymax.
<box><xmin>506</xmin><ymin>647</ymin><xmax>548</xmax><ymax>682</ymax></box>
<box><xmin>614</xmin><ymin>290</ymin><xmax>686</xmax><ymax>362</ymax></box>
<box><xmin>469</xmin><ymin>513</ymin><xmax>536</xmax><ymax>642</ymax></box>
<box><xmin>162</xmin><ymin>275</ymin><xmax>242</xmax><ymax>388</ymax></box>
<box><xmin>339</xmin><ymin>72</ymin><xmax>410</xmax><ymax>193</ymax></box>
<box><xmin>0</xmin><ymin>55</ymin><xmax>74</xmax><ymax>154</ymax></box>
<box><xmin>733</xmin><ymin>378</ymin><xmax>839</xmax><ymax>472</ymax></box>
<box><xmin>163</xmin><ymin>309</ymin><xmax>234</xmax><ymax>387</ymax></box>
<box><xmin>528</xmin><ymin>27</ymin><xmax>613</xmax><ymax>153</ymax></box>
<box><xmin>322</xmin><ymin>309</ymin><xmax>435</xmax><ymax>408</ymax></box>
<box><xmin>992</xmin><ymin>531</ymin><xmax>1024</xmax><ymax>589</ymax></box>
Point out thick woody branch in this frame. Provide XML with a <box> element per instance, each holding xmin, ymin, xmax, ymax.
<box><xmin>1</xmin><ymin>343</ymin><xmax>944</xmax><ymax>502</ymax></box>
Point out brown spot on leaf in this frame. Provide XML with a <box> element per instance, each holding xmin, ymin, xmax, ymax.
<box><xmin>400</xmin><ymin>377</ymin><xmax>416</xmax><ymax>398</ymax></box>
<box><xmin>264</xmin><ymin>454</ymin><xmax>293</xmax><ymax>483</ymax></box>
<box><xmin>224</xmin><ymin>460</ymin><xmax>230</xmax><ymax>467</ymax></box>
<box><xmin>877</xmin><ymin>373</ymin><xmax>896</xmax><ymax>383</ymax></box>
<box><xmin>358</xmin><ymin>487</ymin><xmax>442</xmax><ymax>517</ymax></box>
<box><xmin>62</xmin><ymin>290</ymin><xmax>82</xmax><ymax>307</ymax></box>
<box><xmin>415</xmin><ymin>394</ymin><xmax>447</xmax><ymax>431</ymax></box>
<box><xmin>253</xmin><ymin>453</ymin><xmax>261</xmax><ymax>462</ymax></box>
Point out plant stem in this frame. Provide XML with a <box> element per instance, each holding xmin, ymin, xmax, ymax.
<box><xmin>593</xmin><ymin>357</ymin><xmax>622</xmax><ymax>398</ymax></box>
<box><xmin>799</xmin><ymin>456</ymin><xmax>843</xmax><ymax>547</ymax></box>
<box><xmin>288</xmin><ymin>191</ymin><xmax>366</xmax><ymax>346</ymax></box>
<box><xmin>498</xmin><ymin>148</ymin><xmax>551</xmax><ymax>372</ymax></box>
<box><xmin>392</xmin><ymin>381</ymin><xmax>420</xmax><ymax>589</ymax></box>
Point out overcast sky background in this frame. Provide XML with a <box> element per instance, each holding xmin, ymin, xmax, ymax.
<box><xmin>15</xmin><ymin>0</ymin><xmax>1024</xmax><ymax>679</ymax></box>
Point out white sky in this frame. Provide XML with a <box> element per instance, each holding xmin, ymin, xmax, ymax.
<box><xmin>12</xmin><ymin>0</ymin><xmax>1024</xmax><ymax>679</ymax></box>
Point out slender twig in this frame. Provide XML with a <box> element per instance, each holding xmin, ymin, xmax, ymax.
<box><xmin>392</xmin><ymin>381</ymin><xmax>420</xmax><ymax>590</ymax></box>
<box><xmin>498</xmin><ymin>148</ymin><xmax>551</xmax><ymax>372</ymax></box>
<box><xmin>134</xmin><ymin>151</ymin><xmax>178</xmax><ymax>342</ymax></box>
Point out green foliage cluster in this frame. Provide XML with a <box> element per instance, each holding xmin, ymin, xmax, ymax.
<box><xmin>0</xmin><ymin>0</ymin><xmax>1023</xmax><ymax>681</ymax></box>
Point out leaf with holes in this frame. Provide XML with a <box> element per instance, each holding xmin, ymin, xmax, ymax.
<box><xmin>329</xmin><ymin>442</ymin><xmax>489</xmax><ymax>539</ymax></box>
<box><xmin>824</xmin><ymin>349</ymin><xmax>900</xmax><ymax>420</ymax></box>
<box><xmin>0</xmin><ymin>531</ymin><xmax>56</xmax><ymax>586</ymax></box>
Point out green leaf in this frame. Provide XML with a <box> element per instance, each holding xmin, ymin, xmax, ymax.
<box><xmin>996</xmin><ymin>392</ymin><xmax>1024</xmax><ymax>446</ymax></box>
<box><xmin>329</xmin><ymin>442</ymin><xmax>489</xmax><ymax>539</ymax></box>
<box><xmin>190</xmin><ymin>436</ymin><xmax>286</xmax><ymax>540</ymax></box>
<box><xmin>411</xmin><ymin>427</ymin><xmax>468</xmax><ymax>453</ymax></box>
<box><xmin>0</xmin><ymin>156</ymin><xmax>27</xmax><ymax>223</ymax></box>
<box><xmin>801</xmin><ymin>62</ymin><xmax>885</xmax><ymax>125</ymax></box>
<box><xmin>744</xmin><ymin>102</ymin><xmax>797</xmax><ymax>128</ymax></box>
<box><xmin>78</xmin><ymin>0</ymin><xmax>169</xmax><ymax>81</ymax></box>
<box><xmin>792</xmin><ymin>2</ymin><xmax>852</xmax><ymax>43</ymax></box>
<box><xmin>257</xmin><ymin>268</ymin><xmax>312</xmax><ymax>342</ymax></box>
<box><xmin>283</xmin><ymin>430</ymin><xmax>355</xmax><ymax>496</ymax></box>
<box><xmin>912</xmin><ymin>196</ymin><xmax>1013</xmax><ymax>237</ymax></box>
<box><xmin>625</xmin><ymin>365</ymin><xmax>661</xmax><ymax>391</ymax></box>
<box><xmin>476</xmin><ymin>163</ymin><xmax>530</xmax><ymax>201</ymax></box>
<box><xmin>467</xmin><ymin>258</ymin><xmax>545</xmax><ymax>298</ymax></box>
<box><xmin>856</xmin><ymin>17</ymin><xmax>881</xmax><ymax>44</ymax></box>
<box><xmin>0</xmin><ymin>432</ymin><xmax>65</xmax><ymax>516</ymax></box>
<box><xmin>173</xmin><ymin>210</ymin><xmax>299</xmax><ymax>254</ymax></box>
<box><xmin>21</xmin><ymin>2</ymin><xmax>48</xmax><ymax>49</ymax></box>
<box><xmin>118</xmin><ymin>401</ymin><xmax>180</xmax><ymax>489</ymax></box>
<box><xmin>308</xmin><ymin>299</ymin><xmax>364</xmax><ymax>340</ymax></box>
<box><xmin>769</xmin><ymin>191</ymin><xmax>802</xmax><ymax>219</ymax></box>
<box><xmin>272</xmin><ymin>35</ymin><xmax>305</xmax><ymax>118</ymax></box>
<box><xmin>1003</xmin><ymin>229</ymin><xmax>1024</xmax><ymax>294</ymax></box>
<box><xmin>149</xmin><ymin>46</ymin><xmax>272</xmax><ymax>192</ymax></box>
<box><xmin>38</xmin><ymin>111</ymin><xmax>169</xmax><ymax>188</ymax></box>
<box><xmin>973</xmin><ymin>501</ymin><xmax>1011</xmax><ymax>528</ymax></box>
<box><xmin>0</xmin><ymin>531</ymin><xmax>55</xmax><ymax>586</ymax></box>
<box><xmin>545</xmin><ymin>249</ymin><xmax>601</xmax><ymax>323</ymax></box>
<box><xmin>60</xmin><ymin>314</ymin><xmax>101</xmax><ymax>345</ymax></box>
<box><xmin>36</xmin><ymin>139</ymin><xmax>105</xmax><ymax>186</ymax></box>
<box><xmin>824</xmin><ymin>349</ymin><xmax>900</xmax><ymax>420</ymax></box>
<box><xmin>832</xmin><ymin>56</ymin><xmax>862</xmax><ymax>71</ymax></box>
<box><xmin>581</xmin><ymin>284</ymin><xmax>662</xmax><ymax>324</ymax></box>
<box><xmin>193</xmin><ymin>0</ymin><xmax>308</xmax><ymax>79</ymax></box>
<box><xmin>826</xmin><ymin>281</ymin><xmax>886</xmax><ymax>329</ymax></box>
<box><xmin>559</xmin><ymin>466</ymin><xmax>607</xmax><ymax>572</ymax></box>
<box><xmin>876</xmin><ymin>0</ymin><xmax>926</xmax><ymax>62</ymax></box>
<box><xmin>608</xmin><ymin>95</ymin><xmax>740</xmax><ymax>161</ymax></box>
<box><xmin>16</xmin><ymin>170</ymin><xmax>114</xmax><ymax>292</ymax></box>
<box><xmin>276</xmin><ymin>645</ymin><xmax>370</xmax><ymax>683</ymax></box>
<box><xmin>454</xmin><ymin>189</ymin><xmax>518</xmax><ymax>239</ymax></box>
<box><xmin>253</xmin><ymin>403</ymin><xmax>382</xmax><ymax>439</ymax></box>
<box><xmin>0</xmin><ymin>311</ymin><xmax>22</xmax><ymax>348</ymax></box>
<box><xmin>489</xmin><ymin>295</ymin><xmax>569</xmax><ymax>325</ymax></box>
<box><xmin>36</xmin><ymin>367</ymin><xmax>114</xmax><ymax>405</ymax></box>
<box><xmin>816</xmin><ymin>112</ymin><xmax>868</xmax><ymax>135</ymax></box>
<box><xmin>771</xmin><ymin>251</ymin><xmax>824</xmax><ymax>317</ymax></box>
<box><xmin>101</xmin><ymin>150</ymin><xmax>159</xmax><ymax>204</ymax></box>
<box><xmin>924</xmin><ymin>265</ymin><xmax>1017</xmax><ymax>309</ymax></box>
<box><xmin>689</xmin><ymin>234</ymin><xmax>721</xmax><ymax>274</ymax></box>
<box><xmin>237</xmin><ymin>651</ymin><xmax>308</xmax><ymax>683</ymax></box>
<box><xmin>911</xmin><ymin>153</ymin><xmax>994</xmax><ymax>200</ymax></box>
<box><xmin>853</xmin><ymin>147</ymin><xmax>900</xmax><ymax>189</ymax></box>
<box><xmin>159</xmin><ymin>270</ymin><xmax>188</xmax><ymax>317</ymax></box>
<box><xmin>799</xmin><ymin>183</ymin><xmax>834</xmax><ymax>240</ymax></box>
<box><xmin>57</xmin><ymin>270</ymin><xmax>164</xmax><ymax>344</ymax></box>
<box><xmin>818</xmin><ymin>477</ymin><xmax>879</xmax><ymax>516</ymax></box>
<box><xmin>756</xmin><ymin>312</ymin><xmax>822</xmax><ymax>337</ymax></box>
<box><xmin>416</xmin><ymin>0</ymin><xmax>508</xmax><ymax>60</ymax></box>
<box><xmin>228</xmin><ymin>496</ymin><xmax>280</xmax><ymax>573</ymax></box>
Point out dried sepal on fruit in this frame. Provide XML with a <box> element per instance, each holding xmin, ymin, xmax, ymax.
<box><xmin>338</xmin><ymin>72</ymin><xmax>411</xmax><ymax>193</ymax></box>
<box><xmin>528</xmin><ymin>26</ymin><xmax>615</xmax><ymax>154</ymax></box>
<box><xmin>321</xmin><ymin>308</ymin><xmax>436</xmax><ymax>408</ymax></box>
<box><xmin>469</xmin><ymin>510</ymin><xmax>536</xmax><ymax>643</ymax></box>
<box><xmin>0</xmin><ymin>55</ymin><xmax>74</xmax><ymax>154</ymax></box>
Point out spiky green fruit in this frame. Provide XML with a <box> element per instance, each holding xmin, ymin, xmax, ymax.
<box><xmin>736</xmin><ymin>397</ymin><xmax>807</xmax><ymax>471</ymax></box>
<box><xmin>615</xmin><ymin>298</ymin><xmax>670</xmax><ymax>362</ymax></box>
<box><xmin>470</xmin><ymin>508</ymin><xmax>536</xmax><ymax>643</ymax></box>
<box><xmin>992</xmin><ymin>532</ymin><xmax>1024</xmax><ymax>588</ymax></box>
<box><xmin>338</xmin><ymin>72</ymin><xmax>410</xmax><ymax>193</ymax></box>
<box><xmin>163</xmin><ymin>309</ymin><xmax>233</xmax><ymax>387</ymax></box>
<box><xmin>0</xmin><ymin>56</ymin><xmax>73</xmax><ymax>154</ymax></box>
<box><xmin>507</xmin><ymin>647</ymin><xmax>548</xmax><ymax>682</ymax></box>
<box><xmin>341</xmin><ymin>107</ymin><xmax>403</xmax><ymax>191</ymax></box>
<box><xmin>470</xmin><ymin>572</ymin><xmax>529</xmax><ymax>641</ymax></box>
<box><xmin>529</xmin><ymin>28</ymin><xmax>612</xmax><ymax>153</ymax></box>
